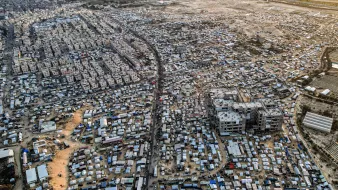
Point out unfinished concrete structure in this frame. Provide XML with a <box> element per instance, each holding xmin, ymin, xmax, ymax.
<box><xmin>209</xmin><ymin>89</ymin><xmax>283</xmax><ymax>134</ymax></box>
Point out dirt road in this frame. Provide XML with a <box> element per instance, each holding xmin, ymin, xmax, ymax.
<box><xmin>47</xmin><ymin>108</ymin><xmax>87</xmax><ymax>189</ymax></box>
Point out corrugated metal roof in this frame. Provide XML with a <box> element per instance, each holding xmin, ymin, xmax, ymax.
<box><xmin>303</xmin><ymin>112</ymin><xmax>333</xmax><ymax>133</ymax></box>
<box><xmin>26</xmin><ymin>168</ymin><xmax>37</xmax><ymax>184</ymax></box>
<box><xmin>37</xmin><ymin>164</ymin><xmax>48</xmax><ymax>180</ymax></box>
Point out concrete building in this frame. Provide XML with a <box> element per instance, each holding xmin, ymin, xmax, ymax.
<box><xmin>209</xmin><ymin>99</ymin><xmax>234</xmax><ymax>126</ymax></box>
<box><xmin>210</xmin><ymin>90</ymin><xmax>283</xmax><ymax>134</ymax></box>
<box><xmin>232</xmin><ymin>102</ymin><xmax>263</xmax><ymax>124</ymax></box>
<box><xmin>256</xmin><ymin>108</ymin><xmax>283</xmax><ymax>131</ymax></box>
<box><xmin>216</xmin><ymin>111</ymin><xmax>245</xmax><ymax>134</ymax></box>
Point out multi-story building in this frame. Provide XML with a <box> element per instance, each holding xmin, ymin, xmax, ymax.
<box><xmin>209</xmin><ymin>99</ymin><xmax>234</xmax><ymax>125</ymax></box>
<box><xmin>207</xmin><ymin>88</ymin><xmax>238</xmax><ymax>127</ymax></box>
<box><xmin>216</xmin><ymin>111</ymin><xmax>245</xmax><ymax>133</ymax></box>
<box><xmin>259</xmin><ymin>98</ymin><xmax>277</xmax><ymax>109</ymax></box>
<box><xmin>209</xmin><ymin>90</ymin><xmax>283</xmax><ymax>135</ymax></box>
<box><xmin>256</xmin><ymin>108</ymin><xmax>283</xmax><ymax>131</ymax></box>
<box><xmin>232</xmin><ymin>102</ymin><xmax>263</xmax><ymax>124</ymax></box>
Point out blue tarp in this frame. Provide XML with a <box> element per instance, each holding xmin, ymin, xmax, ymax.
<box><xmin>298</xmin><ymin>143</ymin><xmax>303</xmax><ymax>150</ymax></box>
<box><xmin>285</xmin><ymin>147</ymin><xmax>290</xmax><ymax>157</ymax></box>
<box><xmin>101</xmin><ymin>182</ymin><xmax>107</xmax><ymax>188</ymax></box>
<box><xmin>22</xmin><ymin>148</ymin><xmax>29</xmax><ymax>153</ymax></box>
<box><xmin>183</xmin><ymin>184</ymin><xmax>192</xmax><ymax>188</ymax></box>
<box><xmin>264</xmin><ymin>179</ymin><xmax>270</xmax><ymax>185</ymax></box>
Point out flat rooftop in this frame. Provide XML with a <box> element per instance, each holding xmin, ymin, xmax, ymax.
<box><xmin>261</xmin><ymin>108</ymin><xmax>283</xmax><ymax>117</ymax></box>
<box><xmin>213</xmin><ymin>99</ymin><xmax>234</xmax><ymax>108</ymax></box>
<box><xmin>232</xmin><ymin>102</ymin><xmax>263</xmax><ymax>110</ymax></box>
<box><xmin>217</xmin><ymin>111</ymin><xmax>243</xmax><ymax>122</ymax></box>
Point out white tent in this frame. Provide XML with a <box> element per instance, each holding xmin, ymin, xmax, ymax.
<box><xmin>26</xmin><ymin>168</ymin><xmax>37</xmax><ymax>184</ymax></box>
<box><xmin>37</xmin><ymin>164</ymin><xmax>49</xmax><ymax>181</ymax></box>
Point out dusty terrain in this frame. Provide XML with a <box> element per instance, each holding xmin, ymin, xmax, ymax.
<box><xmin>48</xmin><ymin>142</ymin><xmax>81</xmax><ymax>189</ymax></box>
<box><xmin>310</xmin><ymin>48</ymin><xmax>338</xmax><ymax>98</ymax></box>
<box><xmin>128</xmin><ymin>0</ymin><xmax>338</xmax><ymax>62</ymax></box>
<box><xmin>48</xmin><ymin>108</ymin><xmax>87</xmax><ymax>189</ymax></box>
<box><xmin>311</xmin><ymin>75</ymin><xmax>338</xmax><ymax>96</ymax></box>
<box><xmin>275</xmin><ymin>0</ymin><xmax>338</xmax><ymax>9</ymax></box>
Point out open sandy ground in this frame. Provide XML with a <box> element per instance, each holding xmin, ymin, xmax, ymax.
<box><xmin>47</xmin><ymin>107</ymin><xmax>88</xmax><ymax>189</ymax></box>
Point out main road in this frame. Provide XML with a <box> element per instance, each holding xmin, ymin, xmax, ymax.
<box><xmin>129</xmin><ymin>31</ymin><xmax>164</xmax><ymax>190</ymax></box>
<box><xmin>125</xmin><ymin>29</ymin><xmax>164</xmax><ymax>190</ymax></box>
<box><xmin>103</xmin><ymin>16</ymin><xmax>165</xmax><ymax>188</ymax></box>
